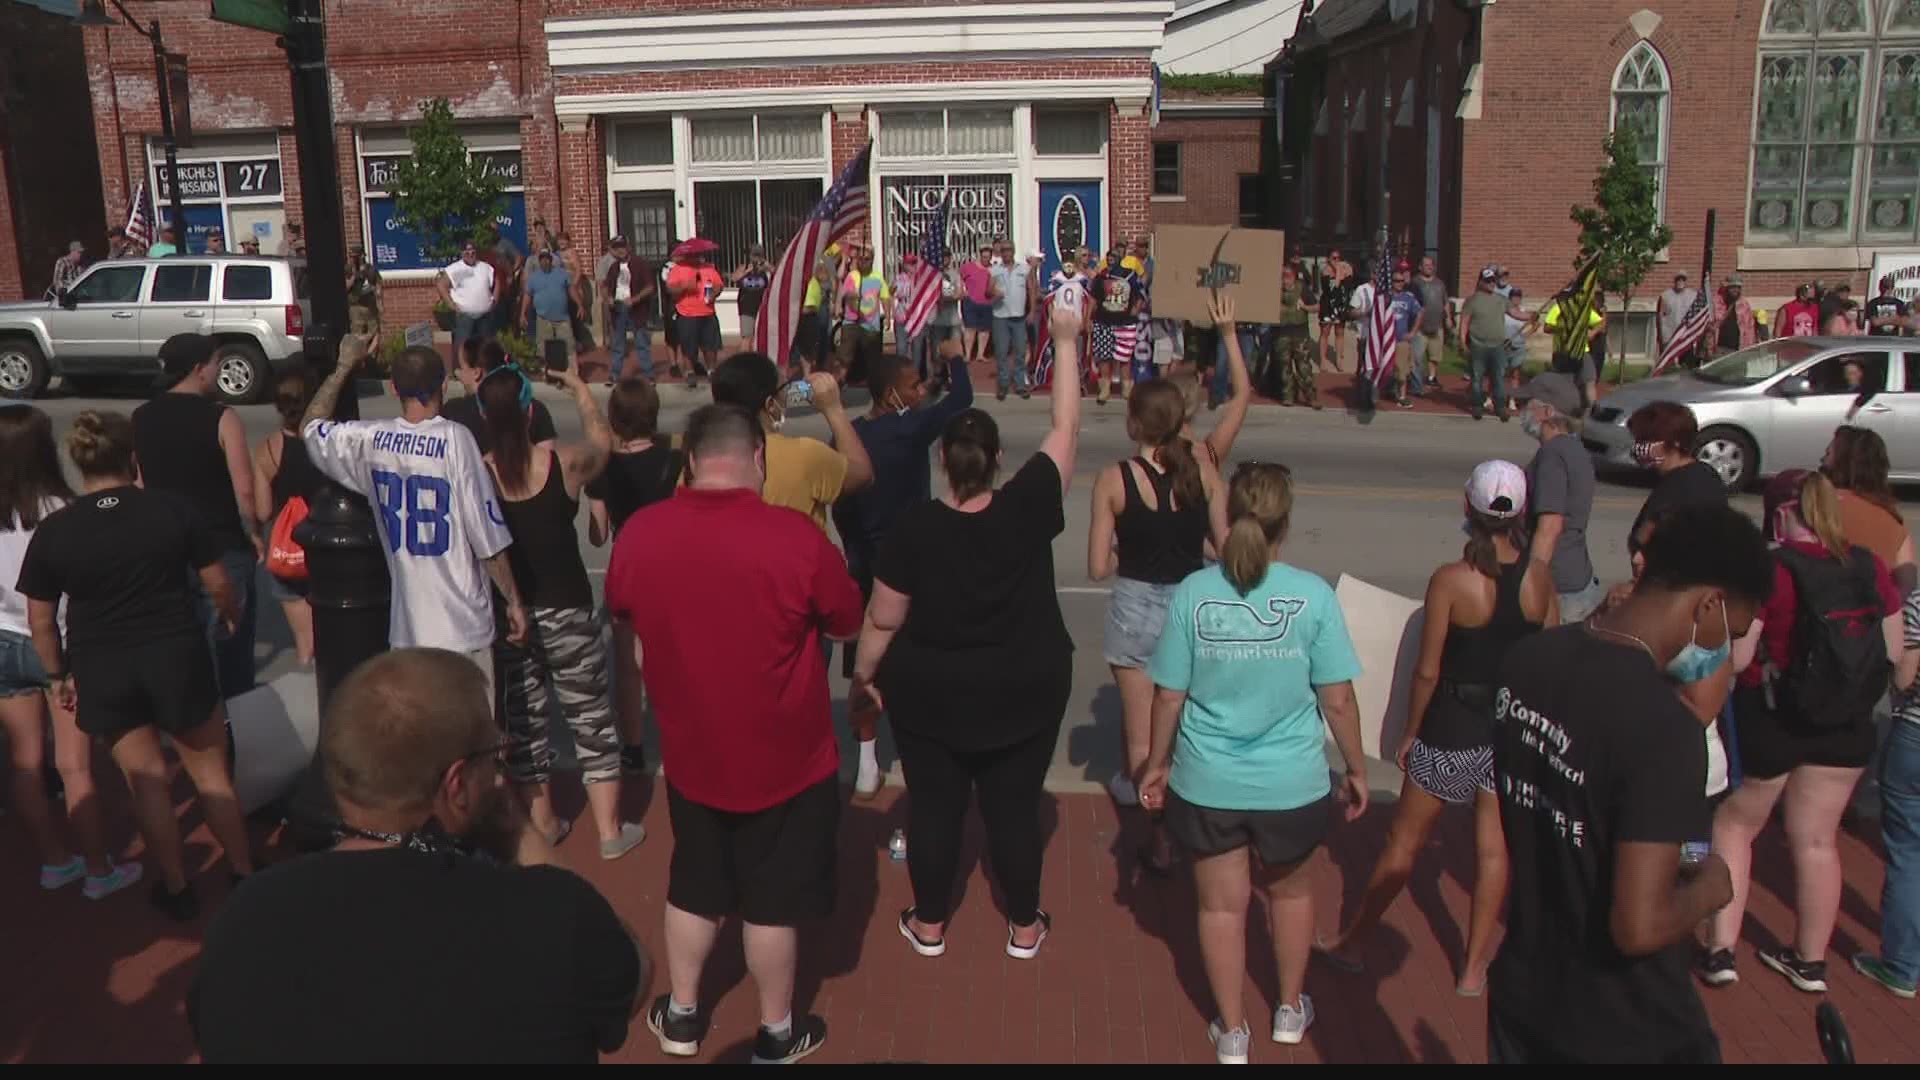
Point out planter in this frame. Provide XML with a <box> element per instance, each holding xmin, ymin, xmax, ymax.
<box><xmin>432</xmin><ymin>308</ymin><xmax>455</xmax><ymax>331</ymax></box>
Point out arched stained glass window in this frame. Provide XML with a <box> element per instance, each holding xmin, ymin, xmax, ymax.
<box><xmin>1612</xmin><ymin>43</ymin><xmax>1671</xmax><ymax>222</ymax></box>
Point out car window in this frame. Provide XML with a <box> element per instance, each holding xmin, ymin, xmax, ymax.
<box><xmin>151</xmin><ymin>264</ymin><xmax>213</xmax><ymax>303</ymax></box>
<box><xmin>1693</xmin><ymin>338</ymin><xmax>1823</xmax><ymax>385</ymax></box>
<box><xmin>1800</xmin><ymin>351</ymin><xmax>1888</xmax><ymax>396</ymax></box>
<box><xmin>222</xmin><ymin>265</ymin><xmax>274</xmax><ymax>302</ymax></box>
<box><xmin>66</xmin><ymin>265</ymin><xmax>147</xmax><ymax>304</ymax></box>
<box><xmin>1903</xmin><ymin>352</ymin><xmax>1920</xmax><ymax>394</ymax></box>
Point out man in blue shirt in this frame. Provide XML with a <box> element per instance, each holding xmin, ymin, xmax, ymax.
<box><xmin>831</xmin><ymin>338</ymin><xmax>974</xmax><ymax>796</ymax></box>
<box><xmin>520</xmin><ymin>248</ymin><xmax>582</xmax><ymax>361</ymax></box>
<box><xmin>1387</xmin><ymin>260</ymin><xmax>1424</xmax><ymax>409</ymax></box>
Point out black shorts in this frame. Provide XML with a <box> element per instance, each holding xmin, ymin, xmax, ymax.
<box><xmin>1732</xmin><ymin>683</ymin><xmax>1876</xmax><ymax>779</ymax></box>
<box><xmin>71</xmin><ymin>636</ymin><xmax>219</xmax><ymax>740</ymax></box>
<box><xmin>1165</xmin><ymin>791</ymin><xmax>1330</xmax><ymax>867</ymax></box>
<box><xmin>666</xmin><ymin>775</ymin><xmax>841</xmax><ymax>926</ymax></box>
<box><xmin>676</xmin><ymin>313</ymin><xmax>722</xmax><ymax>354</ymax></box>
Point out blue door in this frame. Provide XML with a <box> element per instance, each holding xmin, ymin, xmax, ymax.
<box><xmin>1039</xmin><ymin>181</ymin><xmax>1101</xmax><ymax>282</ymax></box>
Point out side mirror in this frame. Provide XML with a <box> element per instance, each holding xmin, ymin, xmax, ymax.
<box><xmin>1777</xmin><ymin>375</ymin><xmax>1813</xmax><ymax>398</ymax></box>
<box><xmin>57</xmin><ymin>289</ymin><xmax>76</xmax><ymax>311</ymax></box>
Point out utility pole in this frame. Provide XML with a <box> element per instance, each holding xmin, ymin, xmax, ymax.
<box><xmin>79</xmin><ymin>1</ymin><xmax>187</xmax><ymax>249</ymax></box>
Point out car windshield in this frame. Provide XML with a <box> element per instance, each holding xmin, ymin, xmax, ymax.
<box><xmin>1691</xmin><ymin>339</ymin><xmax>1824</xmax><ymax>386</ymax></box>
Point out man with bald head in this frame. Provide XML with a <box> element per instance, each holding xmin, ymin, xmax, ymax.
<box><xmin>189</xmin><ymin>649</ymin><xmax>646</xmax><ymax>1063</ymax></box>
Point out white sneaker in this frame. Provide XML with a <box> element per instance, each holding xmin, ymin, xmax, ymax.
<box><xmin>1107</xmin><ymin>773</ymin><xmax>1139</xmax><ymax>807</ymax></box>
<box><xmin>1271</xmin><ymin>995</ymin><xmax>1314</xmax><ymax>1045</ymax></box>
<box><xmin>1208</xmin><ymin>1019</ymin><xmax>1251</xmax><ymax>1064</ymax></box>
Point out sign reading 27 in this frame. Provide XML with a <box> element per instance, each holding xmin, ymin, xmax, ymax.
<box><xmin>371</xmin><ymin>469</ymin><xmax>452</xmax><ymax>557</ymax></box>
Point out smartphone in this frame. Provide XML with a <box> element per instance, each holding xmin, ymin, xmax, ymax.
<box><xmin>544</xmin><ymin>337</ymin><xmax>571</xmax><ymax>373</ymax></box>
<box><xmin>783</xmin><ymin>378</ymin><xmax>813</xmax><ymax>408</ymax></box>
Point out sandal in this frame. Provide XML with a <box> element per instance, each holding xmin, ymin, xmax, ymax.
<box><xmin>898</xmin><ymin>907</ymin><xmax>946</xmax><ymax>958</ymax></box>
<box><xmin>1006</xmin><ymin>910</ymin><xmax>1052</xmax><ymax>960</ymax></box>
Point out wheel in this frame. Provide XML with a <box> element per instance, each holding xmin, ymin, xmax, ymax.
<box><xmin>1694</xmin><ymin>425</ymin><xmax>1758</xmax><ymax>492</ymax></box>
<box><xmin>212</xmin><ymin>341</ymin><xmax>270</xmax><ymax>405</ymax></box>
<box><xmin>0</xmin><ymin>336</ymin><xmax>50</xmax><ymax>398</ymax></box>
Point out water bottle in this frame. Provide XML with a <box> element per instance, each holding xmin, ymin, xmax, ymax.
<box><xmin>888</xmin><ymin>828</ymin><xmax>908</xmax><ymax>862</ymax></box>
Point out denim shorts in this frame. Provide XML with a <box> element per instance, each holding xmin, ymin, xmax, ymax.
<box><xmin>1103</xmin><ymin>577</ymin><xmax>1179</xmax><ymax>669</ymax></box>
<box><xmin>0</xmin><ymin>628</ymin><xmax>51</xmax><ymax>697</ymax></box>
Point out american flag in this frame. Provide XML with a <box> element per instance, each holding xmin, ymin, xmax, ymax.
<box><xmin>752</xmin><ymin>141</ymin><xmax>873</xmax><ymax>364</ymax></box>
<box><xmin>896</xmin><ymin>190</ymin><xmax>950</xmax><ymax>341</ymax></box>
<box><xmin>1362</xmin><ymin>240</ymin><xmax>1400</xmax><ymax>393</ymax></box>
<box><xmin>124</xmin><ymin>181</ymin><xmax>155</xmax><ymax>250</ymax></box>
<box><xmin>1654</xmin><ymin>275</ymin><xmax>1712</xmax><ymax>374</ymax></box>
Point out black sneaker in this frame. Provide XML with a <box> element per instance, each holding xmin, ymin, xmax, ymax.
<box><xmin>1759</xmin><ymin>944</ymin><xmax>1828</xmax><ymax>993</ymax></box>
<box><xmin>646</xmin><ymin>994</ymin><xmax>708</xmax><ymax>1057</ymax></box>
<box><xmin>750</xmin><ymin>1014</ymin><xmax>827</xmax><ymax>1064</ymax></box>
<box><xmin>1694</xmin><ymin>945</ymin><xmax>1739</xmax><ymax>987</ymax></box>
<box><xmin>149</xmin><ymin>880</ymin><xmax>199</xmax><ymax>922</ymax></box>
<box><xmin>621</xmin><ymin>745</ymin><xmax>648</xmax><ymax>776</ymax></box>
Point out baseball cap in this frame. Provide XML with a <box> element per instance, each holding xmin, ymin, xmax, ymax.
<box><xmin>1029</xmin><ymin>249</ymin><xmax>1046</xmax><ymax>261</ymax></box>
<box><xmin>1724</xmin><ymin>273</ymin><xmax>1743</xmax><ymax>286</ymax></box>
<box><xmin>1394</xmin><ymin>258</ymin><xmax>1412</xmax><ymax>272</ymax></box>
<box><xmin>1466</xmin><ymin>460</ymin><xmax>1527</xmax><ymax>518</ymax></box>
<box><xmin>158</xmin><ymin>333</ymin><xmax>216</xmax><ymax>378</ymax></box>
<box><xmin>1478</xmin><ymin>265</ymin><xmax>1499</xmax><ymax>281</ymax></box>
<box><xmin>1513</xmin><ymin>371</ymin><xmax>1583</xmax><ymax>417</ymax></box>
<box><xmin>609</xmin><ymin>234</ymin><xmax>628</xmax><ymax>247</ymax></box>
<box><xmin>68</xmin><ymin>240</ymin><xmax>84</xmax><ymax>253</ymax></box>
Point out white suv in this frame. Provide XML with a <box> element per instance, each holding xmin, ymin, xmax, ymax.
<box><xmin>0</xmin><ymin>255</ymin><xmax>313</xmax><ymax>404</ymax></box>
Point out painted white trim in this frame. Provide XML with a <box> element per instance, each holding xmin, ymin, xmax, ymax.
<box><xmin>1734</xmin><ymin>244</ymin><xmax>1920</xmax><ymax>272</ymax></box>
<box><xmin>547</xmin><ymin>1</ymin><xmax>1171</xmax><ymax>73</ymax></box>
<box><xmin>557</xmin><ymin>79</ymin><xmax>1156</xmax><ymax>122</ymax></box>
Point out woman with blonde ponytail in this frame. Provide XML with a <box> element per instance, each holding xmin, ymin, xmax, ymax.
<box><xmin>1136</xmin><ymin>461</ymin><xmax>1369</xmax><ymax>1063</ymax></box>
<box><xmin>1089</xmin><ymin>337</ymin><xmax>1228</xmax><ymax>875</ymax></box>
<box><xmin>1702</xmin><ymin>468</ymin><xmax>1904</xmax><ymax>992</ymax></box>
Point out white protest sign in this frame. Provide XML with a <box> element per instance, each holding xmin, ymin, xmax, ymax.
<box><xmin>403</xmin><ymin>321</ymin><xmax>434</xmax><ymax>349</ymax></box>
<box><xmin>1334</xmin><ymin>573</ymin><xmax>1425</xmax><ymax>761</ymax></box>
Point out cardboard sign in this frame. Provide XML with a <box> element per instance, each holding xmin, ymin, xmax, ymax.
<box><xmin>1151</xmin><ymin>225</ymin><xmax>1286</xmax><ymax>325</ymax></box>
<box><xmin>1333</xmin><ymin>573</ymin><xmax>1425</xmax><ymax>762</ymax></box>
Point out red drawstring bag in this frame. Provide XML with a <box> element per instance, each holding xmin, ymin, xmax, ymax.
<box><xmin>266</xmin><ymin>495</ymin><xmax>309</xmax><ymax>582</ymax></box>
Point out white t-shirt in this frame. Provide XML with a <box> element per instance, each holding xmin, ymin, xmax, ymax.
<box><xmin>444</xmin><ymin>259</ymin><xmax>496</xmax><ymax>316</ymax></box>
<box><xmin>1</xmin><ymin>500</ymin><xmax>66</xmax><ymax>637</ymax></box>
<box><xmin>614</xmin><ymin>262</ymin><xmax>632</xmax><ymax>304</ymax></box>
<box><xmin>1049</xmin><ymin>271</ymin><xmax>1089</xmax><ymax>315</ymax></box>
<box><xmin>302</xmin><ymin>416</ymin><xmax>512</xmax><ymax>652</ymax></box>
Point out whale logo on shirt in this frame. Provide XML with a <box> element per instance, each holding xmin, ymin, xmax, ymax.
<box><xmin>1195</xmin><ymin>597</ymin><xmax>1307</xmax><ymax>644</ymax></box>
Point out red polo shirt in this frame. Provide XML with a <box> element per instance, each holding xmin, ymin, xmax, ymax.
<box><xmin>605</xmin><ymin>486</ymin><xmax>863</xmax><ymax>812</ymax></box>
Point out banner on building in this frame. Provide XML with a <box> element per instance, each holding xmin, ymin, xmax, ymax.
<box><xmin>1151</xmin><ymin>225</ymin><xmax>1288</xmax><ymax>325</ymax></box>
<box><xmin>1871</xmin><ymin>251</ymin><xmax>1920</xmax><ymax>304</ymax></box>
<box><xmin>882</xmin><ymin>174</ymin><xmax>1010</xmax><ymax>276</ymax></box>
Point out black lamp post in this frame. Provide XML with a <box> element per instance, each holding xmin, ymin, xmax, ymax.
<box><xmin>78</xmin><ymin>0</ymin><xmax>186</xmax><ymax>251</ymax></box>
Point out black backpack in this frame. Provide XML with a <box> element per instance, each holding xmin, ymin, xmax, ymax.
<box><xmin>1772</xmin><ymin>545</ymin><xmax>1892</xmax><ymax>730</ymax></box>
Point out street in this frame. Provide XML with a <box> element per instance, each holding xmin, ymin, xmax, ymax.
<box><xmin>31</xmin><ymin>380</ymin><xmax>1920</xmax><ymax>796</ymax></box>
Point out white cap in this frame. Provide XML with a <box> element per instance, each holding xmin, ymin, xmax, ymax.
<box><xmin>1466</xmin><ymin>460</ymin><xmax>1527</xmax><ymax>518</ymax></box>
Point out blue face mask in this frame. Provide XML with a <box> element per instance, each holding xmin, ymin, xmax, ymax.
<box><xmin>1667</xmin><ymin>601</ymin><xmax>1731</xmax><ymax>684</ymax></box>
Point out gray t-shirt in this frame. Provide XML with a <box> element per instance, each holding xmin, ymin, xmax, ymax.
<box><xmin>1462</xmin><ymin>290</ymin><xmax>1511</xmax><ymax>349</ymax></box>
<box><xmin>1528</xmin><ymin>432</ymin><xmax>1597</xmax><ymax>593</ymax></box>
<box><xmin>1416</xmin><ymin>278</ymin><xmax>1449</xmax><ymax>333</ymax></box>
<box><xmin>934</xmin><ymin>266</ymin><xmax>964</xmax><ymax>326</ymax></box>
<box><xmin>990</xmin><ymin>264</ymin><xmax>1028</xmax><ymax>319</ymax></box>
<box><xmin>1658</xmin><ymin>287</ymin><xmax>1699</xmax><ymax>342</ymax></box>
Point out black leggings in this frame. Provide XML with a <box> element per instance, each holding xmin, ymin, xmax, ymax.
<box><xmin>893</xmin><ymin>721</ymin><xmax>1059</xmax><ymax>927</ymax></box>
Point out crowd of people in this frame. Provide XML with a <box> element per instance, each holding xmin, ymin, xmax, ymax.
<box><xmin>4</xmin><ymin>253</ymin><xmax>1919</xmax><ymax>1064</ymax></box>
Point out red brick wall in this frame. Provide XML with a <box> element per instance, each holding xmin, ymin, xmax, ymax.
<box><xmin>1149</xmin><ymin>113</ymin><xmax>1262</xmax><ymax>228</ymax></box>
<box><xmin>0</xmin><ymin>4</ymin><xmax>107</xmax><ymax>300</ymax></box>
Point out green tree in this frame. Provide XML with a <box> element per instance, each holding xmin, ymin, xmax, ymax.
<box><xmin>1571</xmin><ymin>128</ymin><xmax>1672</xmax><ymax>381</ymax></box>
<box><xmin>388</xmin><ymin>98</ymin><xmax>506</xmax><ymax>263</ymax></box>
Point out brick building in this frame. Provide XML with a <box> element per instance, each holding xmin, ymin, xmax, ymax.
<box><xmin>1278</xmin><ymin>0</ymin><xmax>1920</xmax><ymax>355</ymax></box>
<box><xmin>74</xmin><ymin>0</ymin><xmax>1173</xmax><ymax>325</ymax></box>
<box><xmin>0</xmin><ymin>0</ymin><xmax>107</xmax><ymax>303</ymax></box>
<box><xmin>1148</xmin><ymin>92</ymin><xmax>1268</xmax><ymax>229</ymax></box>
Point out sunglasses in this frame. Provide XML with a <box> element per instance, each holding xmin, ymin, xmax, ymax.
<box><xmin>456</xmin><ymin>738</ymin><xmax>513</xmax><ymax>770</ymax></box>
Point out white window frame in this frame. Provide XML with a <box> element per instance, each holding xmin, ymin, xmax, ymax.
<box><xmin>144</xmin><ymin>133</ymin><xmax>286</xmax><ymax>251</ymax></box>
<box><xmin>1610</xmin><ymin>41</ymin><xmax>1672</xmax><ymax>225</ymax></box>
<box><xmin>875</xmin><ymin>106</ymin><xmax>1017</xmax><ymax>162</ymax></box>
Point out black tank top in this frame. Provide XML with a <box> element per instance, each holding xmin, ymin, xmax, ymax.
<box><xmin>132</xmin><ymin>393</ymin><xmax>249</xmax><ymax>553</ymax></box>
<box><xmin>498</xmin><ymin>451</ymin><xmax>593</xmax><ymax>610</ymax></box>
<box><xmin>1113</xmin><ymin>456</ymin><xmax>1209</xmax><ymax>585</ymax></box>
<box><xmin>268</xmin><ymin>431</ymin><xmax>324</xmax><ymax>518</ymax></box>
<box><xmin>1421</xmin><ymin>558</ymin><xmax>1541</xmax><ymax>750</ymax></box>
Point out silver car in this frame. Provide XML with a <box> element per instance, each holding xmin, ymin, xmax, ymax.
<box><xmin>1583</xmin><ymin>336</ymin><xmax>1920</xmax><ymax>491</ymax></box>
<box><xmin>0</xmin><ymin>255</ymin><xmax>312</xmax><ymax>405</ymax></box>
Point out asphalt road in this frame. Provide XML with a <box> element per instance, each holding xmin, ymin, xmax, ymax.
<box><xmin>28</xmin><ymin>382</ymin><xmax>1920</xmax><ymax>795</ymax></box>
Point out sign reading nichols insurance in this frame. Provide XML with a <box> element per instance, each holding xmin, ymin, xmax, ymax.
<box><xmin>883</xmin><ymin>174</ymin><xmax>1010</xmax><ymax>272</ymax></box>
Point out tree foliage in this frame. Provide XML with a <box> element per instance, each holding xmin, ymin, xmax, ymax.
<box><xmin>388</xmin><ymin>98</ymin><xmax>506</xmax><ymax>263</ymax></box>
<box><xmin>1571</xmin><ymin>128</ymin><xmax>1673</xmax><ymax>372</ymax></box>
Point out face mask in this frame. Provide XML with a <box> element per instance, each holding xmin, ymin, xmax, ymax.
<box><xmin>1631</xmin><ymin>441</ymin><xmax>1664</xmax><ymax>467</ymax></box>
<box><xmin>1666</xmin><ymin>601</ymin><xmax>1731</xmax><ymax>684</ymax></box>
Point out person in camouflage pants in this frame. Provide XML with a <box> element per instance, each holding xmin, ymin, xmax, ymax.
<box><xmin>1273</xmin><ymin>263</ymin><xmax>1321</xmax><ymax>409</ymax></box>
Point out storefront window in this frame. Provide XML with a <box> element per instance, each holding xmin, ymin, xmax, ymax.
<box><xmin>358</xmin><ymin>124</ymin><xmax>527</xmax><ymax>272</ymax></box>
<box><xmin>1751</xmin><ymin>0</ymin><xmax>1920</xmax><ymax>243</ymax></box>
<box><xmin>1033</xmin><ymin>108</ymin><xmax>1106</xmax><ymax>156</ymax></box>
<box><xmin>880</xmin><ymin>172</ymin><xmax>1011</xmax><ymax>278</ymax></box>
<box><xmin>147</xmin><ymin>134</ymin><xmax>285</xmax><ymax>254</ymax></box>
<box><xmin>613</xmin><ymin>120</ymin><xmax>673</xmax><ymax>168</ymax></box>
<box><xmin>693</xmin><ymin>177</ymin><xmax>827</xmax><ymax>268</ymax></box>
<box><xmin>878</xmin><ymin>109</ymin><xmax>1014</xmax><ymax>158</ymax></box>
<box><xmin>690</xmin><ymin>113</ymin><xmax>824</xmax><ymax>164</ymax></box>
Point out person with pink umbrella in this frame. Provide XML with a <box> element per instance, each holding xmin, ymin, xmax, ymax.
<box><xmin>668</xmin><ymin>239</ymin><xmax>727</xmax><ymax>391</ymax></box>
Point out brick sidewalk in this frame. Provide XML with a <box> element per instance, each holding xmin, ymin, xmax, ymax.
<box><xmin>1</xmin><ymin>771</ymin><xmax>1912</xmax><ymax>1063</ymax></box>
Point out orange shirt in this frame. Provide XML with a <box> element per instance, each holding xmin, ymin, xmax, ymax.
<box><xmin>666</xmin><ymin>264</ymin><xmax>725</xmax><ymax>318</ymax></box>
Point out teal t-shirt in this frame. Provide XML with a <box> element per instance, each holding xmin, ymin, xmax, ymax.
<box><xmin>1147</xmin><ymin>563</ymin><xmax>1362</xmax><ymax>812</ymax></box>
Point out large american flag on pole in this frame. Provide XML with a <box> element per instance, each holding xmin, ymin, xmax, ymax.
<box><xmin>896</xmin><ymin>188</ymin><xmax>950</xmax><ymax>341</ymax></box>
<box><xmin>752</xmin><ymin>141</ymin><xmax>873</xmax><ymax>364</ymax></box>
<box><xmin>1362</xmin><ymin>239</ymin><xmax>1400</xmax><ymax>393</ymax></box>
<box><xmin>124</xmin><ymin>181</ymin><xmax>155</xmax><ymax>250</ymax></box>
<box><xmin>1654</xmin><ymin>275</ymin><xmax>1712</xmax><ymax>374</ymax></box>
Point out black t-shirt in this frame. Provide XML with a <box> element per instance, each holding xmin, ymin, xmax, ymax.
<box><xmin>1717</xmin><ymin>306</ymin><xmax>1742</xmax><ymax>349</ymax></box>
<box><xmin>1819</xmin><ymin>293</ymin><xmax>1851</xmax><ymax>328</ymax></box>
<box><xmin>736</xmin><ymin>268</ymin><xmax>771</xmax><ymax>316</ymax></box>
<box><xmin>1865</xmin><ymin>293</ymin><xmax>1906</xmax><ymax>336</ymax></box>
<box><xmin>132</xmin><ymin>392</ymin><xmax>251</xmax><ymax>554</ymax></box>
<box><xmin>16</xmin><ymin>485</ymin><xmax>221</xmax><ymax>655</ymax></box>
<box><xmin>1629</xmin><ymin>460</ymin><xmax>1727</xmax><ymax>554</ymax></box>
<box><xmin>440</xmin><ymin>395</ymin><xmax>558</xmax><ymax>456</ymax></box>
<box><xmin>874</xmin><ymin>453</ymin><xmax>1074</xmax><ymax>748</ymax></box>
<box><xmin>1091</xmin><ymin>268</ymin><xmax>1142</xmax><ymax>326</ymax></box>
<box><xmin>1490</xmin><ymin>625</ymin><xmax>1715</xmax><ymax>1062</ymax></box>
<box><xmin>584</xmin><ymin>444</ymin><xmax>682</xmax><ymax>538</ymax></box>
<box><xmin>189</xmin><ymin>848</ymin><xmax>640</xmax><ymax>1063</ymax></box>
